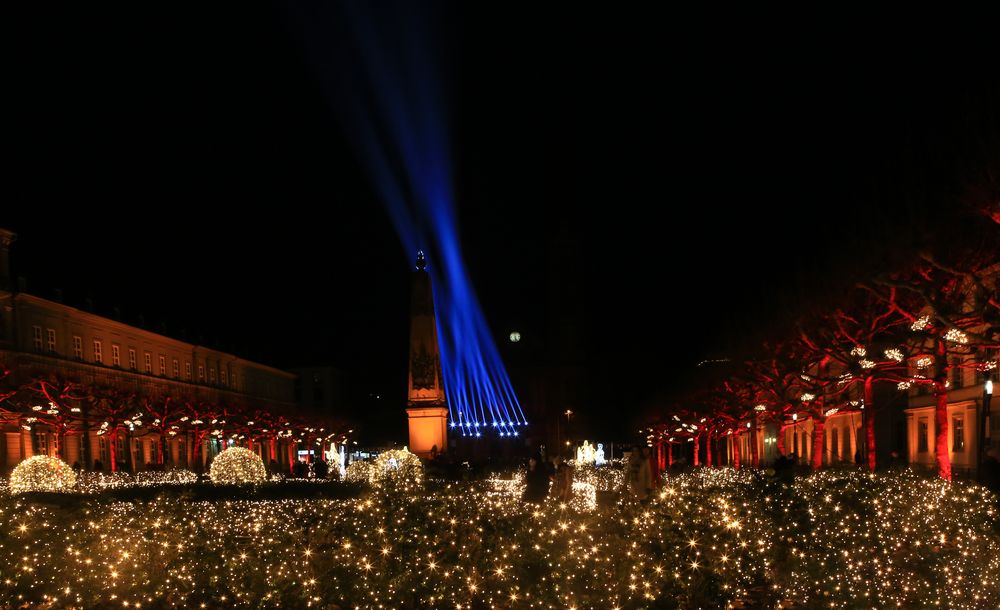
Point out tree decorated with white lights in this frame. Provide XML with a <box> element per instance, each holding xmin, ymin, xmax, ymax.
<box><xmin>140</xmin><ymin>393</ymin><xmax>184</xmax><ymax>466</ymax></box>
<box><xmin>181</xmin><ymin>399</ymin><xmax>228</xmax><ymax>472</ymax></box>
<box><xmin>88</xmin><ymin>385</ymin><xmax>142</xmax><ymax>472</ymax></box>
<box><xmin>2</xmin><ymin>373</ymin><xmax>88</xmax><ymax>462</ymax></box>
<box><xmin>866</xmin><ymin>249</ymin><xmax>999</xmax><ymax>480</ymax></box>
<box><xmin>796</xmin><ymin>288</ymin><xmax>911</xmax><ymax>470</ymax></box>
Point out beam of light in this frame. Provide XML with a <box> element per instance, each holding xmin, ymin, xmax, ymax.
<box><xmin>296</xmin><ymin>2</ymin><xmax>526</xmax><ymax>437</ymax></box>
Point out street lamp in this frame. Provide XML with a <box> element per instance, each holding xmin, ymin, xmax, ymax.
<box><xmin>978</xmin><ymin>378</ymin><xmax>993</xmax><ymax>482</ymax></box>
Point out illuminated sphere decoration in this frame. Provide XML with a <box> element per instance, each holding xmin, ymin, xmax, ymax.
<box><xmin>371</xmin><ymin>448</ymin><xmax>424</xmax><ymax>491</ymax></box>
<box><xmin>10</xmin><ymin>455</ymin><xmax>77</xmax><ymax>494</ymax></box>
<box><xmin>209</xmin><ymin>447</ymin><xmax>266</xmax><ymax>485</ymax></box>
<box><xmin>344</xmin><ymin>460</ymin><xmax>376</xmax><ymax>483</ymax></box>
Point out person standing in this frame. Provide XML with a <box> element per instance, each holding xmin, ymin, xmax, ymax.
<box><xmin>523</xmin><ymin>456</ymin><xmax>550</xmax><ymax>503</ymax></box>
<box><xmin>628</xmin><ymin>446</ymin><xmax>654</xmax><ymax>502</ymax></box>
<box><xmin>554</xmin><ymin>456</ymin><xmax>573</xmax><ymax>502</ymax></box>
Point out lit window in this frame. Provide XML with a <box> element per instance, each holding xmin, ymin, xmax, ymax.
<box><xmin>951</xmin><ymin>357</ymin><xmax>964</xmax><ymax>389</ymax></box>
<box><xmin>32</xmin><ymin>326</ymin><xmax>42</xmax><ymax>351</ymax></box>
<box><xmin>73</xmin><ymin>336</ymin><xmax>83</xmax><ymax>360</ymax></box>
<box><xmin>953</xmin><ymin>416</ymin><xmax>964</xmax><ymax>452</ymax></box>
<box><xmin>198</xmin><ymin>365</ymin><xmax>205</xmax><ymax>381</ymax></box>
<box><xmin>221</xmin><ymin>369</ymin><xmax>228</xmax><ymax>386</ymax></box>
<box><xmin>185</xmin><ymin>362</ymin><xmax>192</xmax><ymax>380</ymax></box>
<box><xmin>209</xmin><ymin>368</ymin><xmax>216</xmax><ymax>383</ymax></box>
<box><xmin>144</xmin><ymin>352</ymin><xmax>152</xmax><ymax>373</ymax></box>
<box><xmin>93</xmin><ymin>340</ymin><xmax>103</xmax><ymax>364</ymax></box>
<box><xmin>918</xmin><ymin>418</ymin><xmax>929</xmax><ymax>453</ymax></box>
<box><xmin>46</xmin><ymin>328</ymin><xmax>56</xmax><ymax>353</ymax></box>
<box><xmin>128</xmin><ymin>349</ymin><xmax>137</xmax><ymax>371</ymax></box>
<box><xmin>159</xmin><ymin>355</ymin><xmax>166</xmax><ymax>376</ymax></box>
<box><xmin>112</xmin><ymin>345</ymin><xmax>121</xmax><ymax>367</ymax></box>
<box><xmin>34</xmin><ymin>432</ymin><xmax>48</xmax><ymax>456</ymax></box>
<box><xmin>173</xmin><ymin>359</ymin><xmax>179</xmax><ymax>378</ymax></box>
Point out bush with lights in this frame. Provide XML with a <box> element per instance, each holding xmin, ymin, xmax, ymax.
<box><xmin>344</xmin><ymin>459</ymin><xmax>376</xmax><ymax>483</ymax></box>
<box><xmin>1</xmin><ymin>468</ymin><xmax>997</xmax><ymax>608</ymax></box>
<box><xmin>9</xmin><ymin>455</ymin><xmax>77</xmax><ymax>494</ymax></box>
<box><xmin>371</xmin><ymin>447</ymin><xmax>424</xmax><ymax>492</ymax></box>
<box><xmin>208</xmin><ymin>447</ymin><xmax>267</xmax><ymax>485</ymax></box>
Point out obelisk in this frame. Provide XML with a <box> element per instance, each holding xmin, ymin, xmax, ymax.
<box><xmin>405</xmin><ymin>251</ymin><xmax>448</xmax><ymax>458</ymax></box>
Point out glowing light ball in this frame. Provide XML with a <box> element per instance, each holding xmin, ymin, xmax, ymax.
<box><xmin>209</xmin><ymin>447</ymin><xmax>266</xmax><ymax>484</ymax></box>
<box><xmin>348</xmin><ymin>448</ymin><xmax>424</xmax><ymax>492</ymax></box>
<box><xmin>344</xmin><ymin>460</ymin><xmax>376</xmax><ymax>483</ymax></box>
<box><xmin>10</xmin><ymin>455</ymin><xmax>77</xmax><ymax>494</ymax></box>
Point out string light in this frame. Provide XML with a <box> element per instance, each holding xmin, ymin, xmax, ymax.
<box><xmin>944</xmin><ymin>328</ymin><xmax>969</xmax><ymax>344</ymax></box>
<box><xmin>0</xmin><ymin>467</ymin><xmax>997</xmax><ymax>607</ymax></box>
<box><xmin>884</xmin><ymin>348</ymin><xmax>904</xmax><ymax>362</ymax></box>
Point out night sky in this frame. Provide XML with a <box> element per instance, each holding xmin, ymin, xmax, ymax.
<box><xmin>7</xmin><ymin>5</ymin><xmax>998</xmax><ymax>440</ymax></box>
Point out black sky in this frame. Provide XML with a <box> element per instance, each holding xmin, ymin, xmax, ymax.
<box><xmin>6</xmin><ymin>4</ymin><xmax>998</xmax><ymax>439</ymax></box>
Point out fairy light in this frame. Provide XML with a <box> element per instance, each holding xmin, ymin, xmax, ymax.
<box><xmin>0</xmin><ymin>465</ymin><xmax>996</xmax><ymax>607</ymax></box>
<box><xmin>911</xmin><ymin>315</ymin><xmax>931</xmax><ymax>331</ymax></box>
<box><xmin>800</xmin><ymin>393</ymin><xmax>815</xmax><ymax>402</ymax></box>
<box><xmin>208</xmin><ymin>447</ymin><xmax>266</xmax><ymax>485</ymax></box>
<box><xmin>916</xmin><ymin>357</ymin><xmax>933</xmax><ymax>369</ymax></box>
<box><xmin>850</xmin><ymin>346</ymin><xmax>867</xmax><ymax>357</ymax></box>
<box><xmin>884</xmin><ymin>348</ymin><xmax>904</xmax><ymax>362</ymax></box>
<box><xmin>944</xmin><ymin>328</ymin><xmax>969</xmax><ymax>344</ymax></box>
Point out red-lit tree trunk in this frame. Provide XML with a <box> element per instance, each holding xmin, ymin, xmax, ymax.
<box><xmin>269</xmin><ymin>438</ymin><xmax>277</xmax><ymax>461</ymax></box>
<box><xmin>777</xmin><ymin>425</ymin><xmax>786</xmax><ymax>456</ymax></box>
<box><xmin>733</xmin><ymin>434</ymin><xmax>741</xmax><ymax>470</ymax></box>
<box><xmin>750</xmin><ymin>421</ymin><xmax>760</xmax><ymax>469</ymax></box>
<box><xmin>864</xmin><ymin>377</ymin><xmax>876</xmax><ymax>471</ymax></box>
<box><xmin>705</xmin><ymin>429</ymin><xmax>713</xmax><ymax>467</ymax></box>
<box><xmin>108</xmin><ymin>429</ymin><xmax>119</xmax><ymax>472</ymax></box>
<box><xmin>667</xmin><ymin>442</ymin><xmax>673</xmax><ymax>467</ymax></box>
<box><xmin>812</xmin><ymin>418</ymin><xmax>825</xmax><ymax>470</ymax></box>
<box><xmin>934</xmin><ymin>338</ymin><xmax>952</xmax><ymax>481</ymax></box>
<box><xmin>692</xmin><ymin>433</ymin><xmax>700</xmax><ymax>467</ymax></box>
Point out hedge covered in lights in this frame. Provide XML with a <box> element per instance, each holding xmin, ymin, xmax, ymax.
<box><xmin>1</xmin><ymin>469</ymin><xmax>998</xmax><ymax>608</ymax></box>
<box><xmin>208</xmin><ymin>447</ymin><xmax>267</xmax><ymax>485</ymax></box>
<box><xmin>9</xmin><ymin>455</ymin><xmax>77</xmax><ymax>494</ymax></box>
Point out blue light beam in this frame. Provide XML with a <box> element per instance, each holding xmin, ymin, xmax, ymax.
<box><xmin>301</xmin><ymin>1</ymin><xmax>526</xmax><ymax>437</ymax></box>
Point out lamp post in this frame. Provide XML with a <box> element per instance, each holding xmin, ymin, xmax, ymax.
<box><xmin>792</xmin><ymin>413</ymin><xmax>799</xmax><ymax>464</ymax></box>
<box><xmin>979</xmin><ymin>379</ymin><xmax>993</xmax><ymax>482</ymax></box>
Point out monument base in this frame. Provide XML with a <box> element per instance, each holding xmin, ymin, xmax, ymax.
<box><xmin>406</xmin><ymin>406</ymin><xmax>448</xmax><ymax>458</ymax></box>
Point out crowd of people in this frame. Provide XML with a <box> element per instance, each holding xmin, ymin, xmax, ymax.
<box><xmin>523</xmin><ymin>454</ymin><xmax>573</xmax><ymax>503</ymax></box>
<box><xmin>522</xmin><ymin>444</ymin><xmax>658</xmax><ymax>504</ymax></box>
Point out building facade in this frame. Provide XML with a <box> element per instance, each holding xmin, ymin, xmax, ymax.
<box><xmin>0</xmin><ymin>228</ymin><xmax>301</xmax><ymax>472</ymax></box>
